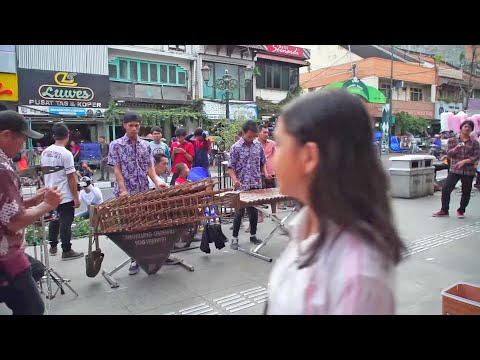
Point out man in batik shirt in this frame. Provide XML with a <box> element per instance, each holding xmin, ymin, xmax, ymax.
<box><xmin>108</xmin><ymin>112</ymin><xmax>166</xmax><ymax>275</ymax></box>
<box><xmin>228</xmin><ymin>120</ymin><xmax>269</xmax><ymax>249</ymax></box>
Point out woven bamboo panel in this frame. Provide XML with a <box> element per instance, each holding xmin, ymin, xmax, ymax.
<box><xmin>93</xmin><ymin>179</ymin><xmax>237</xmax><ymax>234</ymax></box>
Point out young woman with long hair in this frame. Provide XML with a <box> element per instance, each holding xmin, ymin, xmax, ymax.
<box><xmin>267</xmin><ymin>90</ymin><xmax>405</xmax><ymax>315</ymax></box>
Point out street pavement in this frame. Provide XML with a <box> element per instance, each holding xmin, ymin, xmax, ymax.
<box><xmin>2</xmin><ymin>153</ymin><xmax>479</xmax><ymax>315</ymax></box>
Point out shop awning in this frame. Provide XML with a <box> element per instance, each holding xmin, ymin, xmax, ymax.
<box><xmin>324</xmin><ymin>80</ymin><xmax>387</xmax><ymax>104</ymax></box>
<box><xmin>256</xmin><ymin>53</ymin><xmax>309</xmax><ymax>66</ymax></box>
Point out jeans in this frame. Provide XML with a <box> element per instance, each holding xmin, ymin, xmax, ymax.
<box><xmin>76</xmin><ymin>209</ymin><xmax>90</xmax><ymax>220</ymax></box>
<box><xmin>441</xmin><ymin>173</ymin><xmax>475</xmax><ymax>213</ymax></box>
<box><xmin>232</xmin><ymin>207</ymin><xmax>258</xmax><ymax>238</ymax></box>
<box><xmin>100</xmin><ymin>160</ymin><xmax>109</xmax><ymax>180</ymax></box>
<box><xmin>0</xmin><ymin>266</ymin><xmax>45</xmax><ymax>315</ymax></box>
<box><xmin>49</xmin><ymin>201</ymin><xmax>75</xmax><ymax>251</ymax></box>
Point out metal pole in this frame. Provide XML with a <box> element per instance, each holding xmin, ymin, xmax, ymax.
<box><xmin>389</xmin><ymin>45</ymin><xmax>394</xmax><ymax>144</ymax></box>
<box><xmin>225</xmin><ymin>89</ymin><xmax>230</xmax><ymax>120</ymax></box>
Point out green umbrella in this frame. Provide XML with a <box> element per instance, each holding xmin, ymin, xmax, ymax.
<box><xmin>324</xmin><ymin>81</ymin><xmax>387</xmax><ymax>104</ymax></box>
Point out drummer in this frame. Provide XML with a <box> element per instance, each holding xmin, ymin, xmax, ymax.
<box><xmin>228</xmin><ymin>120</ymin><xmax>270</xmax><ymax>248</ymax></box>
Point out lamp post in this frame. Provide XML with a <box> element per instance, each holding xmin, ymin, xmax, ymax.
<box><xmin>201</xmin><ymin>65</ymin><xmax>253</xmax><ymax>119</ymax></box>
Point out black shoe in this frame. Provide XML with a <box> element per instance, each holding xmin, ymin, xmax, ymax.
<box><xmin>98</xmin><ymin>178</ymin><xmax>105</xmax><ymax>181</ymax></box>
<box><xmin>250</xmin><ymin>236</ymin><xmax>263</xmax><ymax>245</ymax></box>
<box><xmin>61</xmin><ymin>250</ymin><xmax>84</xmax><ymax>261</ymax></box>
<box><xmin>49</xmin><ymin>246</ymin><xmax>58</xmax><ymax>256</ymax></box>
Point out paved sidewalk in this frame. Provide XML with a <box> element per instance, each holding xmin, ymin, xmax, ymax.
<box><xmin>2</xmin><ymin>189</ymin><xmax>479</xmax><ymax>315</ymax></box>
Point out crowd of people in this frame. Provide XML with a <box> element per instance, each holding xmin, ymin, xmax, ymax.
<box><xmin>1</xmin><ymin>88</ymin><xmax>480</xmax><ymax>315</ymax></box>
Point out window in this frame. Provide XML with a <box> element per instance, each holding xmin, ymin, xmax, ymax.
<box><xmin>140</xmin><ymin>62</ymin><xmax>149</xmax><ymax>82</ymax></box>
<box><xmin>380</xmin><ymin>84</ymin><xmax>391</xmax><ymax>100</ymax></box>
<box><xmin>109</xmin><ymin>58</ymin><xmax>188</xmax><ymax>87</ymax></box>
<box><xmin>410</xmin><ymin>87</ymin><xmax>423</xmax><ymax>102</ymax></box>
<box><xmin>256</xmin><ymin>61</ymin><xmax>299</xmax><ymax>91</ymax></box>
<box><xmin>109</xmin><ymin>64</ymin><xmax>117</xmax><ymax>78</ymax></box>
<box><xmin>150</xmin><ymin>64</ymin><xmax>158</xmax><ymax>82</ymax></box>
<box><xmin>130</xmin><ymin>62</ymin><xmax>138</xmax><ymax>81</ymax></box>
<box><xmin>202</xmin><ymin>62</ymin><xmax>253</xmax><ymax>101</ymax></box>
<box><xmin>168</xmin><ymin>45</ymin><xmax>186</xmax><ymax>52</ymax></box>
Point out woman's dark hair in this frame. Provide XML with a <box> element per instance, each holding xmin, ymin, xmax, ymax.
<box><xmin>281</xmin><ymin>89</ymin><xmax>404</xmax><ymax>268</ymax></box>
<box><xmin>176</xmin><ymin>128</ymin><xmax>187</xmax><ymax>137</ymax></box>
<box><xmin>242</xmin><ymin>120</ymin><xmax>258</xmax><ymax>133</ymax></box>
<box><xmin>460</xmin><ymin>120</ymin><xmax>474</xmax><ymax>131</ymax></box>
<box><xmin>151</xmin><ymin>126</ymin><xmax>163</xmax><ymax>134</ymax></box>
<box><xmin>194</xmin><ymin>128</ymin><xmax>204</xmax><ymax>137</ymax></box>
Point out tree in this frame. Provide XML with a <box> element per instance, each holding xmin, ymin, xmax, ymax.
<box><xmin>459</xmin><ymin>45</ymin><xmax>480</xmax><ymax>110</ymax></box>
<box><xmin>395</xmin><ymin>111</ymin><xmax>429</xmax><ymax>134</ymax></box>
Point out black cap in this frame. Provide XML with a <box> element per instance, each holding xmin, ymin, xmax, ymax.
<box><xmin>123</xmin><ymin>111</ymin><xmax>142</xmax><ymax>124</ymax></box>
<box><xmin>0</xmin><ymin>110</ymin><xmax>44</xmax><ymax>139</ymax></box>
<box><xmin>52</xmin><ymin>122</ymin><xmax>70</xmax><ymax>140</ymax></box>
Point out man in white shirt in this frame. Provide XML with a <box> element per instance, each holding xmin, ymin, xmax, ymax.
<box><xmin>148</xmin><ymin>126</ymin><xmax>171</xmax><ymax>182</ymax></box>
<box><xmin>40</xmin><ymin>123</ymin><xmax>83</xmax><ymax>261</ymax></box>
<box><xmin>148</xmin><ymin>153</ymin><xmax>169</xmax><ymax>189</ymax></box>
<box><xmin>77</xmin><ymin>177</ymin><xmax>103</xmax><ymax>219</ymax></box>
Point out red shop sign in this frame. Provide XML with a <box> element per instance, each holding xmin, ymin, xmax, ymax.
<box><xmin>267</xmin><ymin>45</ymin><xmax>304</xmax><ymax>58</ymax></box>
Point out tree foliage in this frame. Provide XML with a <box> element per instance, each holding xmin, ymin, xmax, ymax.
<box><xmin>104</xmin><ymin>99</ymin><xmax>207</xmax><ymax>128</ymax></box>
<box><xmin>395</xmin><ymin>111</ymin><xmax>429</xmax><ymax>134</ymax></box>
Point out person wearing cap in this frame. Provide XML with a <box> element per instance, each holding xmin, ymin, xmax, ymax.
<box><xmin>77</xmin><ymin>177</ymin><xmax>103</xmax><ymax>220</ymax></box>
<box><xmin>41</xmin><ymin>122</ymin><xmax>84</xmax><ymax>260</ymax></box>
<box><xmin>0</xmin><ymin>110</ymin><xmax>63</xmax><ymax>315</ymax></box>
<box><xmin>108</xmin><ymin>111</ymin><xmax>166</xmax><ymax>275</ymax></box>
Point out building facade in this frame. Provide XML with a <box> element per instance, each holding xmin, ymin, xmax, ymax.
<box><xmin>16</xmin><ymin>45</ymin><xmax>110</xmax><ymax>145</ymax></box>
<box><xmin>0</xmin><ymin>45</ymin><xmax>18</xmax><ymax>111</ymax></box>
<box><xmin>197</xmin><ymin>45</ymin><xmax>260</xmax><ymax>121</ymax></box>
<box><xmin>300</xmin><ymin>46</ymin><xmax>438</xmax><ymax>134</ymax></box>
<box><xmin>107</xmin><ymin>45</ymin><xmax>200</xmax><ymax>139</ymax></box>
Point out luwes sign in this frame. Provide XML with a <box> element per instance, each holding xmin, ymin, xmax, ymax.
<box><xmin>17</xmin><ymin>68</ymin><xmax>110</xmax><ymax>116</ymax></box>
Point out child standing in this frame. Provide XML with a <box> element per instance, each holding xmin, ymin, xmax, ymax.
<box><xmin>175</xmin><ymin>163</ymin><xmax>190</xmax><ymax>185</ymax></box>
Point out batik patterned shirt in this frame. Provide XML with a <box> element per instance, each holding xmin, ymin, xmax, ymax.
<box><xmin>0</xmin><ymin>149</ymin><xmax>29</xmax><ymax>278</ymax></box>
<box><xmin>228</xmin><ymin>138</ymin><xmax>266</xmax><ymax>191</ymax></box>
<box><xmin>108</xmin><ymin>135</ymin><xmax>154</xmax><ymax>197</ymax></box>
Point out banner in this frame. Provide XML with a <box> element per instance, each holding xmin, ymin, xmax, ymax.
<box><xmin>17</xmin><ymin>68</ymin><xmax>110</xmax><ymax>117</ymax></box>
<box><xmin>203</xmin><ymin>100</ymin><xmax>258</xmax><ymax>120</ymax></box>
<box><xmin>106</xmin><ymin>225</ymin><xmax>192</xmax><ymax>275</ymax></box>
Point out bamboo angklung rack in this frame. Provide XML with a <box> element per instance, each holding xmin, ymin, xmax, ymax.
<box><xmin>92</xmin><ymin>179</ymin><xmax>237</xmax><ymax>235</ymax></box>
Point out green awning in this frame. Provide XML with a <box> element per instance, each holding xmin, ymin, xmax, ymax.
<box><xmin>324</xmin><ymin>80</ymin><xmax>387</xmax><ymax>104</ymax></box>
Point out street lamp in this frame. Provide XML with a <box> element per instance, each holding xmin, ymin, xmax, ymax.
<box><xmin>201</xmin><ymin>65</ymin><xmax>253</xmax><ymax>119</ymax></box>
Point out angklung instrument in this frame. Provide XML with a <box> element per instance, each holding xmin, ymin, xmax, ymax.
<box><xmin>91</xmin><ymin>178</ymin><xmax>235</xmax><ymax>288</ymax></box>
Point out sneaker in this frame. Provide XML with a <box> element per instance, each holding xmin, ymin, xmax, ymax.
<box><xmin>61</xmin><ymin>249</ymin><xmax>84</xmax><ymax>261</ymax></box>
<box><xmin>432</xmin><ymin>210</ymin><xmax>449</xmax><ymax>217</ymax></box>
<box><xmin>128</xmin><ymin>262</ymin><xmax>140</xmax><ymax>275</ymax></box>
<box><xmin>230</xmin><ymin>238</ymin><xmax>239</xmax><ymax>250</ymax></box>
<box><xmin>250</xmin><ymin>236</ymin><xmax>263</xmax><ymax>245</ymax></box>
<box><xmin>457</xmin><ymin>211</ymin><xmax>465</xmax><ymax>219</ymax></box>
<box><xmin>98</xmin><ymin>178</ymin><xmax>105</xmax><ymax>181</ymax></box>
<box><xmin>49</xmin><ymin>246</ymin><xmax>58</xmax><ymax>256</ymax></box>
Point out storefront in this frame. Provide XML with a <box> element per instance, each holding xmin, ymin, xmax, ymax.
<box><xmin>17</xmin><ymin>68</ymin><xmax>110</xmax><ymax>145</ymax></box>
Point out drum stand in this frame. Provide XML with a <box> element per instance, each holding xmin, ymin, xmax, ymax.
<box><xmin>34</xmin><ymin>215</ymin><xmax>79</xmax><ymax>301</ymax></box>
<box><xmin>232</xmin><ymin>205</ymin><xmax>298</xmax><ymax>263</ymax></box>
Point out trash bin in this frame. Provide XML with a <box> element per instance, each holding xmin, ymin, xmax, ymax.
<box><xmin>441</xmin><ymin>282</ymin><xmax>480</xmax><ymax>315</ymax></box>
<box><xmin>421</xmin><ymin>155</ymin><xmax>436</xmax><ymax>196</ymax></box>
<box><xmin>389</xmin><ymin>155</ymin><xmax>425</xmax><ymax>198</ymax></box>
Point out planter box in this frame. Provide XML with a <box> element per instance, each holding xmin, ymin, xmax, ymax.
<box><xmin>442</xmin><ymin>282</ymin><xmax>480</xmax><ymax>315</ymax></box>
